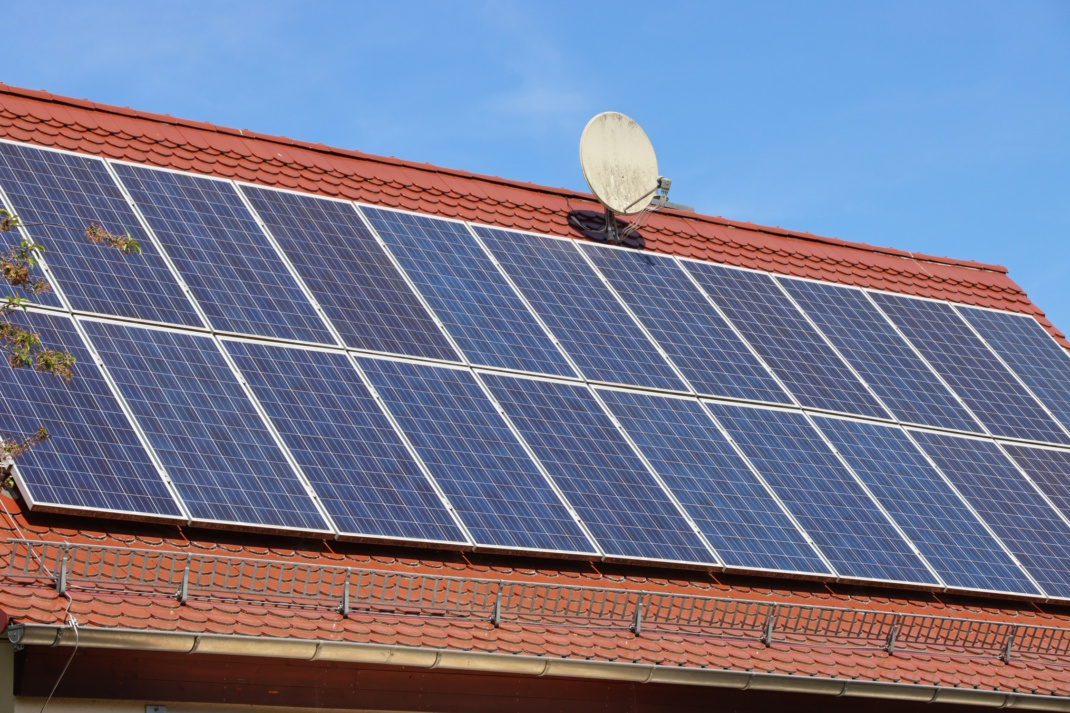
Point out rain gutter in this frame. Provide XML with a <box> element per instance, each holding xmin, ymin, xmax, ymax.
<box><xmin>7</xmin><ymin>624</ymin><xmax>1068</xmax><ymax>711</ymax></box>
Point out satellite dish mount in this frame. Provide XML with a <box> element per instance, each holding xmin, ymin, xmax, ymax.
<box><xmin>578</xmin><ymin>112</ymin><xmax>671</xmax><ymax>244</ymax></box>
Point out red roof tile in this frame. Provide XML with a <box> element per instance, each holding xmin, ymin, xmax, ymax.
<box><xmin>3</xmin><ymin>491</ymin><xmax>1070</xmax><ymax>697</ymax></box>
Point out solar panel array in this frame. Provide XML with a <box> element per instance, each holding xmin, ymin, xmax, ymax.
<box><xmin>4</xmin><ymin>139</ymin><xmax>1070</xmax><ymax>600</ymax></box>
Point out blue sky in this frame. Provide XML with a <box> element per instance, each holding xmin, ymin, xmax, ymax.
<box><xmin>4</xmin><ymin>2</ymin><xmax>1070</xmax><ymax>328</ymax></box>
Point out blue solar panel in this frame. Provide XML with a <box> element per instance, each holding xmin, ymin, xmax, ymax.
<box><xmin>0</xmin><ymin>311</ymin><xmax>182</xmax><ymax>518</ymax></box>
<box><xmin>782</xmin><ymin>278</ymin><xmax>980</xmax><ymax>432</ymax></box>
<box><xmin>0</xmin><ymin>143</ymin><xmax>200</xmax><ymax>323</ymax></box>
<box><xmin>112</xmin><ymin>164</ymin><xmax>333</xmax><ymax>344</ymax></box>
<box><xmin>0</xmin><ymin>144</ymin><xmax>197</xmax><ymax>324</ymax></box>
<box><xmin>685</xmin><ymin>264</ymin><xmax>887</xmax><ymax>418</ymax></box>
<box><xmin>814</xmin><ymin>417</ymin><xmax>1037</xmax><ymax>595</ymax></box>
<box><xmin>476</xmin><ymin>226</ymin><xmax>686</xmax><ymax>391</ymax></box>
<box><xmin>81</xmin><ymin>320</ymin><xmax>329</xmax><ymax>531</ymax></box>
<box><xmin>1002</xmin><ymin>444</ymin><xmax>1070</xmax><ymax>532</ymax></box>
<box><xmin>582</xmin><ymin>245</ymin><xmax>790</xmax><ymax>403</ymax></box>
<box><xmin>481</xmin><ymin>373</ymin><xmax>713</xmax><ymax>564</ymax></box>
<box><xmin>240</xmin><ymin>188</ymin><xmax>457</xmax><ymax>361</ymax></box>
<box><xmin>223</xmin><ymin>341</ymin><xmax>466</xmax><ymax>544</ymax></box>
<box><xmin>871</xmin><ymin>293</ymin><xmax>1068</xmax><ymax>444</ymax></box>
<box><xmin>357</xmin><ymin>357</ymin><xmax>594</xmax><ymax>554</ymax></box>
<box><xmin>361</xmin><ymin>208</ymin><xmax>573</xmax><ymax>376</ymax></box>
<box><xmin>598</xmin><ymin>389</ymin><xmax>828</xmax><ymax>574</ymax></box>
<box><xmin>706</xmin><ymin>404</ymin><xmax>936</xmax><ymax>584</ymax></box>
<box><xmin>911</xmin><ymin>431</ymin><xmax>1070</xmax><ymax>599</ymax></box>
<box><xmin>960</xmin><ymin>307</ymin><xmax>1070</xmax><ymax>436</ymax></box>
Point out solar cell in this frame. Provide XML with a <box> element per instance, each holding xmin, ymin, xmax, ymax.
<box><xmin>871</xmin><ymin>293</ymin><xmax>1068</xmax><ymax>444</ymax></box>
<box><xmin>598</xmin><ymin>389</ymin><xmax>828</xmax><ymax>574</ymax></box>
<box><xmin>0</xmin><ymin>142</ymin><xmax>199</xmax><ymax>323</ymax></box>
<box><xmin>959</xmin><ymin>306</ymin><xmax>1070</xmax><ymax>436</ymax></box>
<box><xmin>0</xmin><ymin>311</ymin><xmax>182</xmax><ymax>518</ymax></box>
<box><xmin>706</xmin><ymin>404</ymin><xmax>936</xmax><ymax>584</ymax></box>
<box><xmin>357</xmin><ymin>357</ymin><xmax>594</xmax><ymax>554</ymax></box>
<box><xmin>240</xmin><ymin>187</ymin><xmax>457</xmax><ymax>361</ymax></box>
<box><xmin>814</xmin><ymin>417</ymin><xmax>1037</xmax><ymax>595</ymax></box>
<box><xmin>82</xmin><ymin>320</ymin><xmax>329</xmax><ymax>531</ymax></box>
<box><xmin>911</xmin><ymin>431</ymin><xmax>1070</xmax><ymax>599</ymax></box>
<box><xmin>1002</xmin><ymin>444</ymin><xmax>1070</xmax><ymax>528</ymax></box>
<box><xmin>781</xmin><ymin>278</ymin><xmax>979</xmax><ymax>432</ymax></box>
<box><xmin>224</xmin><ymin>341</ymin><xmax>466</xmax><ymax>543</ymax></box>
<box><xmin>112</xmin><ymin>164</ymin><xmax>333</xmax><ymax>344</ymax></box>
<box><xmin>685</xmin><ymin>264</ymin><xmax>887</xmax><ymax>418</ymax></box>
<box><xmin>481</xmin><ymin>373</ymin><xmax>714</xmax><ymax>564</ymax></box>
<box><xmin>361</xmin><ymin>208</ymin><xmax>573</xmax><ymax>376</ymax></box>
<box><xmin>582</xmin><ymin>244</ymin><xmax>790</xmax><ymax>403</ymax></box>
<box><xmin>475</xmin><ymin>226</ymin><xmax>686</xmax><ymax>391</ymax></box>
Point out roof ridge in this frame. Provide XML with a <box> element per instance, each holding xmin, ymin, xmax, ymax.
<box><xmin>0</xmin><ymin>82</ymin><xmax>1007</xmax><ymax>275</ymax></box>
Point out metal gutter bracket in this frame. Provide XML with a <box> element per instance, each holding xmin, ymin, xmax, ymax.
<box><xmin>6</xmin><ymin>623</ymin><xmax>23</xmax><ymax>652</ymax></box>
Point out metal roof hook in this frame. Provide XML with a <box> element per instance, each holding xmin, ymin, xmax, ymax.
<box><xmin>55</xmin><ymin>545</ymin><xmax>68</xmax><ymax>597</ymax></box>
<box><xmin>884</xmin><ymin>615</ymin><xmax>903</xmax><ymax>656</ymax></box>
<box><xmin>176</xmin><ymin>559</ymin><xmax>190</xmax><ymax>605</ymax></box>
<box><xmin>760</xmin><ymin>605</ymin><xmax>779</xmax><ymax>647</ymax></box>
<box><xmin>338</xmin><ymin>569</ymin><xmax>351</xmax><ymax>618</ymax></box>
<box><xmin>1000</xmin><ymin>626</ymin><xmax>1017</xmax><ymax>664</ymax></box>
<box><xmin>631</xmin><ymin>598</ymin><xmax>643</xmax><ymax>636</ymax></box>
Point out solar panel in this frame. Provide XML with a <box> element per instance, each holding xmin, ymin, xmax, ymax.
<box><xmin>871</xmin><ymin>293</ymin><xmax>1068</xmax><ymax>444</ymax></box>
<box><xmin>814</xmin><ymin>416</ymin><xmax>1037</xmax><ymax>595</ymax></box>
<box><xmin>0</xmin><ymin>142</ymin><xmax>200</xmax><ymax>323</ymax></box>
<box><xmin>598</xmin><ymin>389</ymin><xmax>828</xmax><ymax>574</ymax></box>
<box><xmin>685</xmin><ymin>264</ymin><xmax>887</xmax><ymax>418</ymax></box>
<box><xmin>14</xmin><ymin>136</ymin><xmax>1070</xmax><ymax>595</ymax></box>
<box><xmin>81</xmin><ymin>320</ymin><xmax>330</xmax><ymax>532</ymax></box>
<box><xmin>239</xmin><ymin>187</ymin><xmax>457</xmax><ymax>361</ymax></box>
<box><xmin>111</xmin><ymin>164</ymin><xmax>334</xmax><ymax>344</ymax></box>
<box><xmin>706</xmin><ymin>404</ymin><xmax>936</xmax><ymax>584</ymax></box>
<box><xmin>357</xmin><ymin>357</ymin><xmax>595</xmax><ymax>554</ymax></box>
<box><xmin>475</xmin><ymin>226</ymin><xmax>686</xmax><ymax>391</ymax></box>
<box><xmin>0</xmin><ymin>311</ymin><xmax>182</xmax><ymax>518</ymax></box>
<box><xmin>223</xmin><ymin>341</ymin><xmax>467</xmax><ymax>544</ymax></box>
<box><xmin>1001</xmin><ymin>444</ymin><xmax>1070</xmax><ymax>529</ymax></box>
<box><xmin>781</xmin><ymin>278</ymin><xmax>980</xmax><ymax>432</ymax></box>
<box><xmin>959</xmin><ymin>306</ymin><xmax>1070</xmax><ymax>435</ymax></box>
<box><xmin>481</xmin><ymin>373</ymin><xmax>714</xmax><ymax>565</ymax></box>
<box><xmin>361</xmin><ymin>208</ymin><xmax>574</xmax><ymax>376</ymax></box>
<box><xmin>582</xmin><ymin>244</ymin><xmax>790</xmax><ymax>403</ymax></box>
<box><xmin>911</xmin><ymin>431</ymin><xmax>1070</xmax><ymax>599</ymax></box>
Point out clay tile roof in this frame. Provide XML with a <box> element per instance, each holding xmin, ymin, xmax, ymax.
<box><xmin>1</xmin><ymin>83</ymin><xmax>1069</xmax><ymax>701</ymax></box>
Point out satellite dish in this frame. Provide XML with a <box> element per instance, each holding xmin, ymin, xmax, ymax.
<box><xmin>580</xmin><ymin>112</ymin><xmax>658</xmax><ymax>216</ymax></box>
<box><xmin>578</xmin><ymin>112</ymin><xmax>671</xmax><ymax>243</ymax></box>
